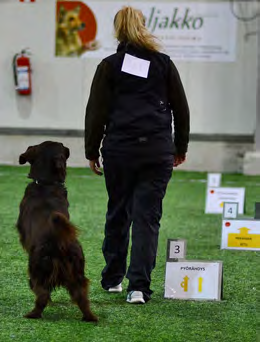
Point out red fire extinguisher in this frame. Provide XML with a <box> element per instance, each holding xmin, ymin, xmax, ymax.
<box><xmin>13</xmin><ymin>49</ymin><xmax>32</xmax><ymax>95</ymax></box>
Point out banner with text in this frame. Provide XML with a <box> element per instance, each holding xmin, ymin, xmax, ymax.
<box><xmin>55</xmin><ymin>1</ymin><xmax>237</xmax><ymax>61</ymax></box>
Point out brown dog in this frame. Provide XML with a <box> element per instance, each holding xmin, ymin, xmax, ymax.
<box><xmin>16</xmin><ymin>141</ymin><xmax>97</xmax><ymax>322</ymax></box>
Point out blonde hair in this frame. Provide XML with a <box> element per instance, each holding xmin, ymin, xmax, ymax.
<box><xmin>114</xmin><ymin>6</ymin><xmax>161</xmax><ymax>52</ymax></box>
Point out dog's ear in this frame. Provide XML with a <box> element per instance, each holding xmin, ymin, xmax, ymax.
<box><xmin>74</xmin><ymin>6</ymin><xmax>81</xmax><ymax>15</ymax></box>
<box><xmin>58</xmin><ymin>5</ymin><xmax>66</xmax><ymax>22</ymax></box>
<box><xmin>60</xmin><ymin>5</ymin><xmax>66</xmax><ymax>15</ymax></box>
<box><xmin>63</xmin><ymin>146</ymin><xmax>70</xmax><ymax>160</ymax></box>
<box><xmin>19</xmin><ymin>146</ymin><xmax>36</xmax><ymax>165</ymax></box>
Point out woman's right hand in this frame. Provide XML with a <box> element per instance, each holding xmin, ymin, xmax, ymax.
<box><xmin>89</xmin><ymin>159</ymin><xmax>103</xmax><ymax>176</ymax></box>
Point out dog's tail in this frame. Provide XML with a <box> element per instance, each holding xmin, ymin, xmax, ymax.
<box><xmin>50</xmin><ymin>212</ymin><xmax>78</xmax><ymax>244</ymax></box>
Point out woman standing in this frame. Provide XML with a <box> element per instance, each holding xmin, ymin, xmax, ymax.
<box><xmin>84</xmin><ymin>6</ymin><xmax>189</xmax><ymax>304</ymax></box>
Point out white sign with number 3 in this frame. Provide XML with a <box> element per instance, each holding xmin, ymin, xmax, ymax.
<box><xmin>167</xmin><ymin>239</ymin><xmax>186</xmax><ymax>260</ymax></box>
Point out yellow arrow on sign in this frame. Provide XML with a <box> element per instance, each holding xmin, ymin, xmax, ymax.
<box><xmin>228</xmin><ymin>227</ymin><xmax>260</xmax><ymax>248</ymax></box>
<box><xmin>198</xmin><ymin>277</ymin><xmax>203</xmax><ymax>292</ymax></box>
<box><xmin>181</xmin><ymin>276</ymin><xmax>189</xmax><ymax>292</ymax></box>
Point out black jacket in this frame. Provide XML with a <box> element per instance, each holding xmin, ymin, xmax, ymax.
<box><xmin>85</xmin><ymin>42</ymin><xmax>190</xmax><ymax>160</ymax></box>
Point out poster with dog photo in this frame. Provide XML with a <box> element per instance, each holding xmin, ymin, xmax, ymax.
<box><xmin>55</xmin><ymin>1</ymin><xmax>237</xmax><ymax>61</ymax></box>
<box><xmin>55</xmin><ymin>1</ymin><xmax>100</xmax><ymax>57</ymax></box>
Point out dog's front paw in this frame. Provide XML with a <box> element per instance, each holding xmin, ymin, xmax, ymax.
<box><xmin>24</xmin><ymin>311</ymin><xmax>42</xmax><ymax>319</ymax></box>
<box><xmin>82</xmin><ymin>312</ymin><xmax>98</xmax><ymax>323</ymax></box>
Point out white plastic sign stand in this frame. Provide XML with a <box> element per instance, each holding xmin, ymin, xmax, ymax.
<box><xmin>167</xmin><ymin>239</ymin><xmax>186</xmax><ymax>260</ymax></box>
<box><xmin>221</xmin><ymin>202</ymin><xmax>260</xmax><ymax>251</ymax></box>
<box><xmin>205</xmin><ymin>173</ymin><xmax>245</xmax><ymax>214</ymax></box>
<box><xmin>164</xmin><ymin>260</ymin><xmax>223</xmax><ymax>301</ymax></box>
<box><xmin>255</xmin><ymin>203</ymin><xmax>260</xmax><ymax>219</ymax></box>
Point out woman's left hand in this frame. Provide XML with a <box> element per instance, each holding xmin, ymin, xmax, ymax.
<box><xmin>173</xmin><ymin>154</ymin><xmax>186</xmax><ymax>167</ymax></box>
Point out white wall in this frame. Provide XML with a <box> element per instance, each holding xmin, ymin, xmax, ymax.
<box><xmin>0</xmin><ymin>0</ymin><xmax>85</xmax><ymax>129</ymax></box>
<box><xmin>0</xmin><ymin>0</ymin><xmax>258</xmax><ymax>171</ymax></box>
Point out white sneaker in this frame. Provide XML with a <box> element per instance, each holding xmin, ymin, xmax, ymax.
<box><xmin>108</xmin><ymin>283</ymin><xmax>123</xmax><ymax>293</ymax></box>
<box><xmin>126</xmin><ymin>291</ymin><xmax>145</xmax><ymax>304</ymax></box>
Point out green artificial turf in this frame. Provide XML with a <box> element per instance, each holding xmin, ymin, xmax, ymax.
<box><xmin>0</xmin><ymin>165</ymin><xmax>258</xmax><ymax>342</ymax></box>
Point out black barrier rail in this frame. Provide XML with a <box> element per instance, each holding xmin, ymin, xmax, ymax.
<box><xmin>0</xmin><ymin>128</ymin><xmax>255</xmax><ymax>143</ymax></box>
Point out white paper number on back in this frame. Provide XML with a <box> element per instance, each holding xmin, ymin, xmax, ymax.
<box><xmin>121</xmin><ymin>53</ymin><xmax>150</xmax><ymax>78</ymax></box>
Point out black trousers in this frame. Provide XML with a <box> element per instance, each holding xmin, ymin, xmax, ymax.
<box><xmin>101</xmin><ymin>153</ymin><xmax>173</xmax><ymax>301</ymax></box>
